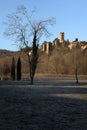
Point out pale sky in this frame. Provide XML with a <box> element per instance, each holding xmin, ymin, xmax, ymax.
<box><xmin>0</xmin><ymin>0</ymin><xmax>87</xmax><ymax>51</ymax></box>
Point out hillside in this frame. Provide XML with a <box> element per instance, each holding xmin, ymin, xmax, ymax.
<box><xmin>0</xmin><ymin>49</ymin><xmax>16</xmax><ymax>57</ymax></box>
<box><xmin>0</xmin><ymin>48</ymin><xmax>87</xmax><ymax>80</ymax></box>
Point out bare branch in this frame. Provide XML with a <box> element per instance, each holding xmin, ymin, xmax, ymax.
<box><xmin>4</xmin><ymin>5</ymin><xmax>56</xmax><ymax>48</ymax></box>
<box><xmin>3</xmin><ymin>5</ymin><xmax>56</xmax><ymax>84</ymax></box>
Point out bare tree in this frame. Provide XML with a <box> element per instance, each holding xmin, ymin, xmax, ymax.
<box><xmin>4</xmin><ymin>5</ymin><xmax>55</xmax><ymax>84</ymax></box>
<box><xmin>49</xmin><ymin>48</ymin><xmax>70</xmax><ymax>75</ymax></box>
<box><xmin>71</xmin><ymin>48</ymin><xmax>81</xmax><ymax>84</ymax></box>
<box><xmin>49</xmin><ymin>50</ymin><xmax>60</xmax><ymax>75</ymax></box>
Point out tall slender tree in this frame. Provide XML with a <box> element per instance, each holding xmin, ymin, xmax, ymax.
<box><xmin>17</xmin><ymin>57</ymin><xmax>21</xmax><ymax>80</ymax></box>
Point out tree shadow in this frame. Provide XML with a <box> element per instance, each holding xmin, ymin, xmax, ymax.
<box><xmin>34</xmin><ymin>77</ymin><xmax>87</xmax><ymax>87</ymax></box>
<box><xmin>0</xmin><ymin>83</ymin><xmax>87</xmax><ymax>129</ymax></box>
<box><xmin>0</xmin><ymin>77</ymin><xmax>87</xmax><ymax>87</ymax></box>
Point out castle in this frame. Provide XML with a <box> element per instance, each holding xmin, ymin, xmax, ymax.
<box><xmin>41</xmin><ymin>32</ymin><xmax>87</xmax><ymax>54</ymax></box>
<box><xmin>42</xmin><ymin>32</ymin><xmax>65</xmax><ymax>54</ymax></box>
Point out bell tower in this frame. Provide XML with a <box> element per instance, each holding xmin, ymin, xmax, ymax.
<box><xmin>60</xmin><ymin>32</ymin><xmax>64</xmax><ymax>44</ymax></box>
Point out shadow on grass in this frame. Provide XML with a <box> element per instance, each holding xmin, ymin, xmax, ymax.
<box><xmin>0</xmin><ymin>77</ymin><xmax>87</xmax><ymax>87</ymax></box>
<box><xmin>0</xmin><ymin>82</ymin><xmax>87</xmax><ymax>129</ymax></box>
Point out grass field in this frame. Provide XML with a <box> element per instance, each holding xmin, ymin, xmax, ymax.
<box><xmin>0</xmin><ymin>77</ymin><xmax>87</xmax><ymax>130</ymax></box>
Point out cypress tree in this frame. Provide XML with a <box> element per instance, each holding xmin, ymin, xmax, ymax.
<box><xmin>11</xmin><ymin>57</ymin><xmax>15</xmax><ymax>80</ymax></box>
<box><xmin>17</xmin><ymin>57</ymin><xmax>21</xmax><ymax>80</ymax></box>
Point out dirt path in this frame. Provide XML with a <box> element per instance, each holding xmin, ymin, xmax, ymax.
<box><xmin>0</xmin><ymin>78</ymin><xmax>87</xmax><ymax>130</ymax></box>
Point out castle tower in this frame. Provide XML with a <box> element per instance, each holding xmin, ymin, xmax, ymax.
<box><xmin>60</xmin><ymin>32</ymin><xmax>64</xmax><ymax>44</ymax></box>
<box><xmin>46</xmin><ymin>42</ymin><xmax>52</xmax><ymax>54</ymax></box>
<box><xmin>46</xmin><ymin>42</ymin><xmax>50</xmax><ymax>54</ymax></box>
<box><xmin>42</xmin><ymin>43</ymin><xmax>46</xmax><ymax>52</ymax></box>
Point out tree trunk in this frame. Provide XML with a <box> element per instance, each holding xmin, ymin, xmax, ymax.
<box><xmin>30</xmin><ymin>76</ymin><xmax>33</xmax><ymax>85</ymax></box>
<box><xmin>27</xmin><ymin>31</ymin><xmax>38</xmax><ymax>85</ymax></box>
<box><xmin>29</xmin><ymin>59</ymin><xmax>34</xmax><ymax>85</ymax></box>
<box><xmin>75</xmin><ymin>68</ymin><xmax>79</xmax><ymax>84</ymax></box>
<box><xmin>29</xmin><ymin>61</ymin><xmax>34</xmax><ymax>85</ymax></box>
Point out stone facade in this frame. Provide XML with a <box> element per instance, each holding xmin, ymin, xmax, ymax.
<box><xmin>42</xmin><ymin>42</ymin><xmax>52</xmax><ymax>54</ymax></box>
<box><xmin>42</xmin><ymin>32</ymin><xmax>65</xmax><ymax>54</ymax></box>
<box><xmin>41</xmin><ymin>32</ymin><xmax>87</xmax><ymax>54</ymax></box>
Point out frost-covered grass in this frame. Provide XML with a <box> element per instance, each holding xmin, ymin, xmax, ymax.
<box><xmin>0</xmin><ymin>78</ymin><xmax>87</xmax><ymax>130</ymax></box>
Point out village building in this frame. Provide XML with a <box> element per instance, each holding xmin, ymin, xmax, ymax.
<box><xmin>41</xmin><ymin>32</ymin><xmax>65</xmax><ymax>54</ymax></box>
<box><xmin>41</xmin><ymin>32</ymin><xmax>87</xmax><ymax>54</ymax></box>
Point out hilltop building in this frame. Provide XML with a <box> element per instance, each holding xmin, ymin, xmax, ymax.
<box><xmin>41</xmin><ymin>32</ymin><xmax>87</xmax><ymax>54</ymax></box>
<box><xmin>42</xmin><ymin>32</ymin><xmax>65</xmax><ymax>54</ymax></box>
<box><xmin>59</xmin><ymin>32</ymin><xmax>64</xmax><ymax>44</ymax></box>
<box><xmin>68</xmin><ymin>40</ymin><xmax>87</xmax><ymax>51</ymax></box>
<box><xmin>42</xmin><ymin>42</ymin><xmax>52</xmax><ymax>54</ymax></box>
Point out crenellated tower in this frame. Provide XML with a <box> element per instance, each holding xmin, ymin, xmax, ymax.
<box><xmin>59</xmin><ymin>32</ymin><xmax>64</xmax><ymax>44</ymax></box>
